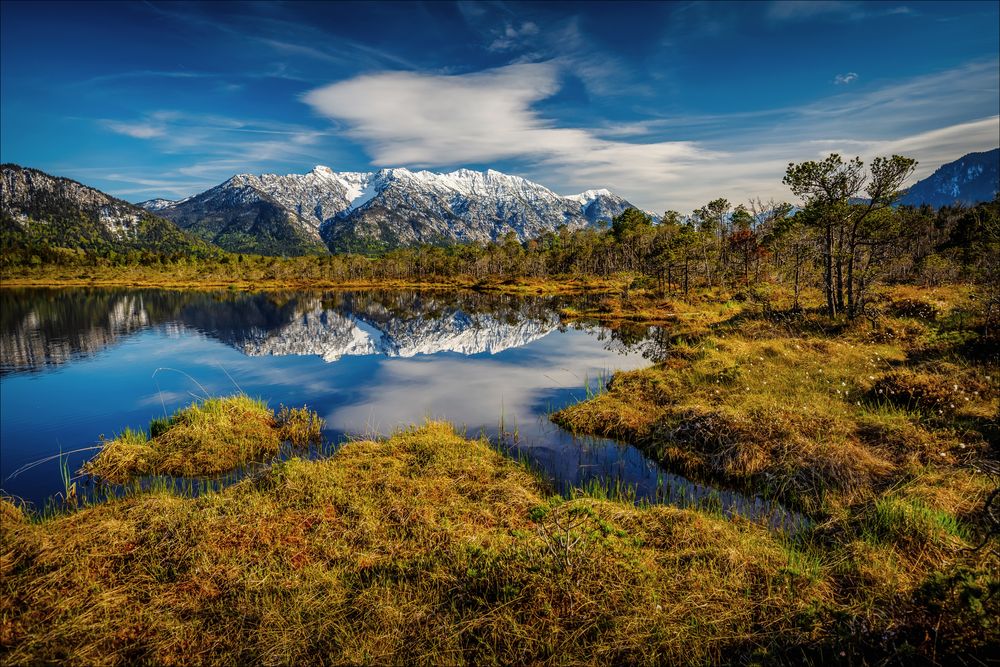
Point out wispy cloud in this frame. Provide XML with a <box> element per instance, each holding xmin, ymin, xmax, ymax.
<box><xmin>93</xmin><ymin>110</ymin><xmax>338</xmax><ymax>196</ymax></box>
<box><xmin>302</xmin><ymin>58</ymin><xmax>998</xmax><ymax>212</ymax></box>
<box><xmin>73</xmin><ymin>69</ymin><xmax>217</xmax><ymax>87</ymax></box>
<box><xmin>139</xmin><ymin>3</ymin><xmax>418</xmax><ymax>72</ymax></box>
<box><xmin>833</xmin><ymin>72</ymin><xmax>859</xmax><ymax>85</ymax></box>
<box><xmin>769</xmin><ymin>1</ymin><xmax>856</xmax><ymax>21</ymax></box>
<box><xmin>488</xmin><ymin>21</ymin><xmax>540</xmax><ymax>52</ymax></box>
<box><xmin>103</xmin><ymin>121</ymin><xmax>165</xmax><ymax>139</ymax></box>
<box><xmin>768</xmin><ymin>1</ymin><xmax>912</xmax><ymax>22</ymax></box>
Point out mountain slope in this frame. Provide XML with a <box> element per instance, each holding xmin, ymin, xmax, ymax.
<box><xmin>0</xmin><ymin>164</ymin><xmax>216</xmax><ymax>261</ymax></box>
<box><xmin>899</xmin><ymin>148</ymin><xmax>999</xmax><ymax>208</ymax></box>
<box><xmin>150</xmin><ymin>175</ymin><xmax>330</xmax><ymax>256</ymax></box>
<box><xmin>145</xmin><ymin>166</ymin><xmax>639</xmax><ymax>253</ymax></box>
<box><xmin>320</xmin><ymin>168</ymin><xmax>633</xmax><ymax>251</ymax></box>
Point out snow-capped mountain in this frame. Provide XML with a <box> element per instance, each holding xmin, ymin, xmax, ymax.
<box><xmin>144</xmin><ymin>166</ymin><xmax>639</xmax><ymax>254</ymax></box>
<box><xmin>137</xmin><ymin>198</ymin><xmax>177</xmax><ymax>211</ymax></box>
<box><xmin>899</xmin><ymin>148</ymin><xmax>999</xmax><ymax>208</ymax></box>
<box><xmin>0</xmin><ymin>164</ymin><xmax>212</xmax><ymax>256</ymax></box>
<box><xmin>145</xmin><ymin>172</ymin><xmax>331</xmax><ymax>256</ymax></box>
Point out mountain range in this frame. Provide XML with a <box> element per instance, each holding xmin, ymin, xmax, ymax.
<box><xmin>897</xmin><ymin>147</ymin><xmax>999</xmax><ymax>208</ymax></box>
<box><xmin>138</xmin><ymin>166</ymin><xmax>636</xmax><ymax>255</ymax></box>
<box><xmin>3</xmin><ymin>149</ymin><xmax>998</xmax><ymax>258</ymax></box>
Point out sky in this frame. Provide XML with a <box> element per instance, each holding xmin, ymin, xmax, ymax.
<box><xmin>1</xmin><ymin>0</ymin><xmax>998</xmax><ymax>212</ymax></box>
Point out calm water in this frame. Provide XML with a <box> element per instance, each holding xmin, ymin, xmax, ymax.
<box><xmin>0</xmin><ymin>287</ymin><xmax>796</xmax><ymax>528</ymax></box>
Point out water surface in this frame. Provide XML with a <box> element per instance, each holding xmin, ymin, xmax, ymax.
<box><xmin>0</xmin><ymin>288</ymin><xmax>796</xmax><ymax>528</ymax></box>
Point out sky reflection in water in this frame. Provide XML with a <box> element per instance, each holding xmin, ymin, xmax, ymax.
<box><xmin>0</xmin><ymin>288</ymin><xmax>798</xmax><ymax>529</ymax></box>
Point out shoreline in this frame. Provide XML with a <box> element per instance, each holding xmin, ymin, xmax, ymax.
<box><xmin>0</xmin><ymin>274</ymin><xmax>625</xmax><ymax>294</ymax></box>
<box><xmin>1</xmin><ymin>280</ymin><xmax>997</xmax><ymax>662</ymax></box>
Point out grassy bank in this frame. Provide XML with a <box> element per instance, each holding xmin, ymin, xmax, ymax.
<box><xmin>0</xmin><ymin>263</ymin><xmax>626</xmax><ymax>296</ymax></box>
<box><xmin>3</xmin><ymin>422</ymin><xmax>830</xmax><ymax>665</ymax></box>
<box><xmin>551</xmin><ymin>283</ymin><xmax>1000</xmax><ymax>658</ymax></box>
<box><xmin>5</xmin><ymin>420</ymin><xmax>996</xmax><ymax>665</ymax></box>
<box><xmin>553</xmin><ymin>284</ymin><xmax>998</xmax><ymax>514</ymax></box>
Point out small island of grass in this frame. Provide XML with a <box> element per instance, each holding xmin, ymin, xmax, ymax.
<box><xmin>81</xmin><ymin>395</ymin><xmax>323</xmax><ymax>483</ymax></box>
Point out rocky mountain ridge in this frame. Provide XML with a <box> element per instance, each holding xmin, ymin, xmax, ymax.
<box><xmin>899</xmin><ymin>148</ymin><xmax>999</xmax><ymax>208</ymax></box>
<box><xmin>0</xmin><ymin>164</ymin><xmax>215</xmax><ymax>258</ymax></box>
<box><xmin>144</xmin><ymin>165</ymin><xmax>638</xmax><ymax>254</ymax></box>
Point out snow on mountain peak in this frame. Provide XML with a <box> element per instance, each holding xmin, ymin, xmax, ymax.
<box><xmin>310</xmin><ymin>165</ymin><xmax>336</xmax><ymax>178</ymax></box>
<box><xmin>138</xmin><ymin>198</ymin><xmax>177</xmax><ymax>211</ymax></box>
<box><xmin>147</xmin><ymin>164</ymin><xmax>640</xmax><ymax>251</ymax></box>
<box><xmin>566</xmin><ymin>189</ymin><xmax>613</xmax><ymax>205</ymax></box>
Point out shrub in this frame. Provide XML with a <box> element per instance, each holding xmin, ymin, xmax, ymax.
<box><xmin>888</xmin><ymin>297</ymin><xmax>940</xmax><ymax>320</ymax></box>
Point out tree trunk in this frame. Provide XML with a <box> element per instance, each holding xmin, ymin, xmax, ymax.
<box><xmin>835</xmin><ymin>225</ymin><xmax>845</xmax><ymax>313</ymax></box>
<box><xmin>824</xmin><ymin>223</ymin><xmax>837</xmax><ymax>318</ymax></box>
<box><xmin>793</xmin><ymin>251</ymin><xmax>802</xmax><ymax>311</ymax></box>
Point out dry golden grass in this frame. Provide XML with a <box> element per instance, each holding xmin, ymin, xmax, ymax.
<box><xmin>0</xmin><ymin>264</ymin><xmax>628</xmax><ymax>296</ymax></box>
<box><xmin>1</xmin><ymin>412</ymin><xmax>996</xmax><ymax>664</ymax></box>
<box><xmin>550</xmin><ymin>283</ymin><xmax>1000</xmax><ymax>659</ymax></box>
<box><xmin>1</xmin><ymin>422</ymin><xmax>843</xmax><ymax>666</ymax></box>
<box><xmin>554</xmin><ymin>284</ymin><xmax>998</xmax><ymax>517</ymax></box>
<box><xmin>82</xmin><ymin>396</ymin><xmax>323</xmax><ymax>482</ymax></box>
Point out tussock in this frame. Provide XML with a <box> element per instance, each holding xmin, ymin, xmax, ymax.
<box><xmin>82</xmin><ymin>395</ymin><xmax>324</xmax><ymax>482</ymax></box>
<box><xmin>2</xmin><ymin>422</ymin><xmax>834</xmax><ymax>666</ymax></box>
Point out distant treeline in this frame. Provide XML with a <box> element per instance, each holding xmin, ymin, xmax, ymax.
<box><xmin>4</xmin><ymin>154</ymin><xmax>998</xmax><ymax>319</ymax></box>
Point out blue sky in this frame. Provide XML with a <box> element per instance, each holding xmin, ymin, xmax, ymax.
<box><xmin>2</xmin><ymin>0</ymin><xmax>998</xmax><ymax>211</ymax></box>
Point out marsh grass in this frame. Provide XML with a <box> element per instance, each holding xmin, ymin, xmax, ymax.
<box><xmin>553</xmin><ymin>285</ymin><xmax>997</xmax><ymax>517</ymax></box>
<box><xmin>549</xmin><ymin>283</ymin><xmax>999</xmax><ymax>658</ymax></box>
<box><xmin>82</xmin><ymin>395</ymin><xmax>324</xmax><ymax>483</ymax></box>
<box><xmin>2</xmin><ymin>283</ymin><xmax>997</xmax><ymax>663</ymax></box>
<box><xmin>1</xmin><ymin>421</ymin><xmax>851</xmax><ymax>665</ymax></box>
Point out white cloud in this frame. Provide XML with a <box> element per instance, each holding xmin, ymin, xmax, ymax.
<box><xmin>302</xmin><ymin>63</ymin><xmax>714</xmax><ymax>208</ymax></box>
<box><xmin>103</xmin><ymin>121</ymin><xmax>165</xmax><ymax>139</ymax></box>
<box><xmin>301</xmin><ymin>59</ymin><xmax>998</xmax><ymax>212</ymax></box>
<box><xmin>833</xmin><ymin>72</ymin><xmax>858</xmax><ymax>85</ymax></box>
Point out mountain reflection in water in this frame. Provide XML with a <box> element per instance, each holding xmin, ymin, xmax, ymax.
<box><xmin>0</xmin><ymin>288</ymin><xmax>800</xmax><ymax>531</ymax></box>
<box><xmin>1</xmin><ymin>289</ymin><xmax>598</xmax><ymax>372</ymax></box>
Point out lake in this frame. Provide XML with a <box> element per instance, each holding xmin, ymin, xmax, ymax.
<box><xmin>0</xmin><ymin>287</ymin><xmax>796</xmax><ymax>527</ymax></box>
